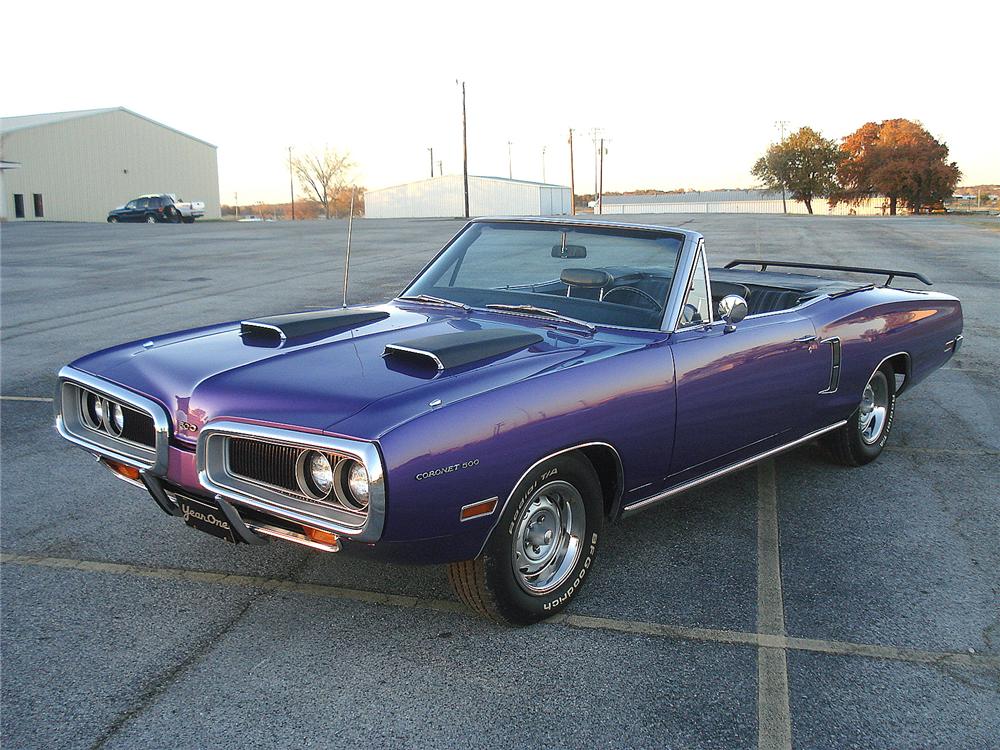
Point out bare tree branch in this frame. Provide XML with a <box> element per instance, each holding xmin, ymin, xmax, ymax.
<box><xmin>291</xmin><ymin>148</ymin><xmax>354</xmax><ymax>219</ymax></box>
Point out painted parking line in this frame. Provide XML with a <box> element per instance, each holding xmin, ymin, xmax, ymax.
<box><xmin>0</xmin><ymin>395</ymin><xmax>54</xmax><ymax>402</ymax></box>
<box><xmin>755</xmin><ymin>459</ymin><xmax>793</xmax><ymax>750</ymax></box>
<box><xmin>3</xmin><ymin>552</ymin><xmax>996</xmax><ymax>671</ymax></box>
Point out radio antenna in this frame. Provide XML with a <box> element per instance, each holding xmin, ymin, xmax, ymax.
<box><xmin>342</xmin><ymin>187</ymin><xmax>355</xmax><ymax>307</ymax></box>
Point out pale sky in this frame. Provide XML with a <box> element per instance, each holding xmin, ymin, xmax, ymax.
<box><xmin>4</xmin><ymin>0</ymin><xmax>997</xmax><ymax>203</ymax></box>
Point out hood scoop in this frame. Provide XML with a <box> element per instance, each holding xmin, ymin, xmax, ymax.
<box><xmin>384</xmin><ymin>328</ymin><xmax>543</xmax><ymax>371</ymax></box>
<box><xmin>241</xmin><ymin>308</ymin><xmax>389</xmax><ymax>345</ymax></box>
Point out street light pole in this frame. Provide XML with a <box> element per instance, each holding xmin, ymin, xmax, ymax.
<box><xmin>541</xmin><ymin>146</ymin><xmax>547</xmax><ymax>183</ymax></box>
<box><xmin>288</xmin><ymin>146</ymin><xmax>295</xmax><ymax>221</ymax></box>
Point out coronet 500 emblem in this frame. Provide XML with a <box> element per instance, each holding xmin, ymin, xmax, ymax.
<box><xmin>415</xmin><ymin>459</ymin><xmax>479</xmax><ymax>481</ymax></box>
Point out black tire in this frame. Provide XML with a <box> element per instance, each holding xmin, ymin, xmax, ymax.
<box><xmin>167</xmin><ymin>206</ymin><xmax>181</xmax><ymax>223</ymax></box>
<box><xmin>448</xmin><ymin>452</ymin><xmax>603</xmax><ymax>625</ymax></box>
<box><xmin>825</xmin><ymin>365</ymin><xmax>896</xmax><ymax>466</ymax></box>
<box><xmin>145</xmin><ymin>214</ymin><xmax>158</xmax><ymax>224</ymax></box>
<box><xmin>182</xmin><ymin>216</ymin><xmax>195</xmax><ymax>224</ymax></box>
<box><xmin>107</xmin><ymin>216</ymin><xmax>118</xmax><ymax>223</ymax></box>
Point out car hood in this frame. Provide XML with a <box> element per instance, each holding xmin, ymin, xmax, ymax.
<box><xmin>70</xmin><ymin>304</ymin><xmax>651</xmax><ymax>443</ymax></box>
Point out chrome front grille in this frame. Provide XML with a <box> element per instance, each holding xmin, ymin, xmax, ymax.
<box><xmin>199</xmin><ymin>421</ymin><xmax>386</xmax><ymax>541</ymax></box>
<box><xmin>228</xmin><ymin>437</ymin><xmax>302</xmax><ymax>495</ymax></box>
<box><xmin>56</xmin><ymin>368</ymin><xmax>169</xmax><ymax>474</ymax></box>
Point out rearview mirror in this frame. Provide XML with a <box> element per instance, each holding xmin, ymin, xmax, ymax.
<box><xmin>718</xmin><ymin>294</ymin><xmax>748</xmax><ymax>332</ymax></box>
<box><xmin>551</xmin><ymin>244</ymin><xmax>587</xmax><ymax>259</ymax></box>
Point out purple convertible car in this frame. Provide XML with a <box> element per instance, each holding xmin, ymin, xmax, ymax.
<box><xmin>56</xmin><ymin>218</ymin><xmax>963</xmax><ymax>623</ymax></box>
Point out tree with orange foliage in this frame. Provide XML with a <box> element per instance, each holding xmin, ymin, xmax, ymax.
<box><xmin>832</xmin><ymin>119</ymin><xmax>961</xmax><ymax>215</ymax></box>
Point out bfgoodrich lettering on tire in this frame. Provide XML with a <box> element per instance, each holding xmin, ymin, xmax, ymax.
<box><xmin>448</xmin><ymin>452</ymin><xmax>603</xmax><ymax>624</ymax></box>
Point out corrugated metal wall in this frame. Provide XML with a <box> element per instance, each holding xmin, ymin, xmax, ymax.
<box><xmin>599</xmin><ymin>197</ymin><xmax>895</xmax><ymax>216</ymax></box>
<box><xmin>1</xmin><ymin>110</ymin><xmax>221</xmax><ymax>222</ymax></box>
<box><xmin>364</xmin><ymin>176</ymin><xmax>571</xmax><ymax>218</ymax></box>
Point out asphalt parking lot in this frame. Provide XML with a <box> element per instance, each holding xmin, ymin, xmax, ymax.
<box><xmin>2</xmin><ymin>214</ymin><xmax>998</xmax><ymax>749</ymax></box>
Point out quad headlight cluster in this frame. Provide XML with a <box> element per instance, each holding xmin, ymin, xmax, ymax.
<box><xmin>295</xmin><ymin>449</ymin><xmax>370</xmax><ymax>511</ymax></box>
<box><xmin>81</xmin><ymin>390</ymin><xmax>128</xmax><ymax>439</ymax></box>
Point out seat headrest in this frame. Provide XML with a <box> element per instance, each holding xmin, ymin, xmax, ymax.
<box><xmin>560</xmin><ymin>268</ymin><xmax>611</xmax><ymax>288</ymax></box>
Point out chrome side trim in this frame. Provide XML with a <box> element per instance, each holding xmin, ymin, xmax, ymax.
<box><xmin>621</xmin><ymin>421</ymin><xmax>846</xmax><ymax>517</ymax></box>
<box><xmin>866</xmin><ymin>351</ymin><xmax>910</xmax><ymax>398</ymax></box>
<box><xmin>55</xmin><ymin>366</ymin><xmax>171</xmax><ymax>475</ymax></box>
<box><xmin>818</xmin><ymin>337</ymin><xmax>842</xmax><ymax>394</ymax></box>
<box><xmin>197</xmin><ymin>420</ymin><xmax>386</xmax><ymax>542</ymax></box>
<box><xmin>382</xmin><ymin>343</ymin><xmax>445</xmax><ymax>370</ymax></box>
<box><xmin>476</xmin><ymin>441</ymin><xmax>624</xmax><ymax>558</ymax></box>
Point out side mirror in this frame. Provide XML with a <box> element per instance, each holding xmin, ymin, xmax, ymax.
<box><xmin>718</xmin><ymin>294</ymin><xmax>748</xmax><ymax>332</ymax></box>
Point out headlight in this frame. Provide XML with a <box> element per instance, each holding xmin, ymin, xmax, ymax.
<box><xmin>109</xmin><ymin>403</ymin><xmax>125</xmax><ymax>436</ymax></box>
<box><xmin>297</xmin><ymin>450</ymin><xmax>334</xmax><ymax>499</ymax></box>
<box><xmin>340</xmin><ymin>459</ymin><xmax>370</xmax><ymax>510</ymax></box>
<box><xmin>82</xmin><ymin>391</ymin><xmax>104</xmax><ymax>429</ymax></box>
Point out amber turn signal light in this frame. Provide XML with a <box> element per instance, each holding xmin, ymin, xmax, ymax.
<box><xmin>105</xmin><ymin>460</ymin><xmax>141</xmax><ymax>482</ymax></box>
<box><xmin>460</xmin><ymin>497</ymin><xmax>499</xmax><ymax>521</ymax></box>
<box><xmin>303</xmin><ymin>527</ymin><xmax>339</xmax><ymax>546</ymax></box>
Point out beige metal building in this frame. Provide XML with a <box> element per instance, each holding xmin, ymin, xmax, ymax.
<box><xmin>0</xmin><ymin>107</ymin><xmax>221</xmax><ymax>222</ymax></box>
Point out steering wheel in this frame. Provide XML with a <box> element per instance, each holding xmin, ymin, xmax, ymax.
<box><xmin>602</xmin><ymin>286</ymin><xmax>663</xmax><ymax>311</ymax></box>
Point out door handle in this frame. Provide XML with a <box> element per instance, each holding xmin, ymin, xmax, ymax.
<box><xmin>793</xmin><ymin>335</ymin><xmax>818</xmax><ymax>343</ymax></box>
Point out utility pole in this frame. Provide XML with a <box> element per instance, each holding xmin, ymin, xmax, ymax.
<box><xmin>507</xmin><ymin>141</ymin><xmax>513</xmax><ymax>179</ymax></box>
<box><xmin>437</xmin><ymin>160</ymin><xmax>443</xmax><ymax>177</ymax></box>
<box><xmin>428</xmin><ymin>147</ymin><xmax>434</xmax><ymax>179</ymax></box>
<box><xmin>590</xmin><ymin>128</ymin><xmax>603</xmax><ymax>203</ymax></box>
<box><xmin>288</xmin><ymin>146</ymin><xmax>295</xmax><ymax>220</ymax></box>
<box><xmin>568</xmin><ymin>128</ymin><xmax>576</xmax><ymax>216</ymax></box>
<box><xmin>541</xmin><ymin>146</ymin><xmax>547</xmax><ymax>183</ymax></box>
<box><xmin>598</xmin><ymin>137</ymin><xmax>605</xmax><ymax>215</ymax></box>
<box><xmin>458</xmin><ymin>80</ymin><xmax>470</xmax><ymax>218</ymax></box>
<box><xmin>234</xmin><ymin>192</ymin><xmax>239</xmax><ymax>219</ymax></box>
<box><xmin>775</xmin><ymin>120</ymin><xmax>789</xmax><ymax>214</ymax></box>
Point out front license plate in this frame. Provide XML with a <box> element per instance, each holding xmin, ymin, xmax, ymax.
<box><xmin>173</xmin><ymin>493</ymin><xmax>239</xmax><ymax>543</ymax></box>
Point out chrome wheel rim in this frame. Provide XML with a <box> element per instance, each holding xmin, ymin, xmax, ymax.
<box><xmin>511</xmin><ymin>480</ymin><xmax>586</xmax><ymax>595</ymax></box>
<box><xmin>859</xmin><ymin>372</ymin><xmax>889</xmax><ymax>444</ymax></box>
<box><xmin>146</xmin><ymin>216</ymin><xmax>156</xmax><ymax>223</ymax></box>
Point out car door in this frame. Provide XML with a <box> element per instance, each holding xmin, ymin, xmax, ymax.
<box><xmin>666</xmin><ymin>247</ymin><xmax>828</xmax><ymax>482</ymax></box>
<box><xmin>121</xmin><ymin>200</ymin><xmax>139</xmax><ymax>221</ymax></box>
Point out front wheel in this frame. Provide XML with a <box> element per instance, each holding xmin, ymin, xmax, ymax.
<box><xmin>825</xmin><ymin>365</ymin><xmax>896</xmax><ymax>466</ymax></box>
<box><xmin>448</xmin><ymin>452</ymin><xmax>603</xmax><ymax>624</ymax></box>
<box><xmin>107</xmin><ymin>216</ymin><xmax>118</xmax><ymax>223</ymax></box>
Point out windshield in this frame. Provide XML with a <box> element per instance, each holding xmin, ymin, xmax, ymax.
<box><xmin>404</xmin><ymin>222</ymin><xmax>684</xmax><ymax>329</ymax></box>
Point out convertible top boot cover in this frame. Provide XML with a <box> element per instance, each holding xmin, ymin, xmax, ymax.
<box><xmin>241</xmin><ymin>308</ymin><xmax>390</xmax><ymax>344</ymax></box>
<box><xmin>384</xmin><ymin>329</ymin><xmax>543</xmax><ymax>370</ymax></box>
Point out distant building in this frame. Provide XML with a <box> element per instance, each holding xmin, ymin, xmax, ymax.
<box><xmin>364</xmin><ymin>175</ymin><xmax>572</xmax><ymax>219</ymax></box>
<box><xmin>1</xmin><ymin>107</ymin><xmax>221</xmax><ymax>222</ymax></box>
<box><xmin>598</xmin><ymin>189</ymin><xmax>895</xmax><ymax>216</ymax></box>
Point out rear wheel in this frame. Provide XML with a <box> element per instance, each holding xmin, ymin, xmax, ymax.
<box><xmin>145</xmin><ymin>214</ymin><xmax>158</xmax><ymax>224</ymax></box>
<box><xmin>448</xmin><ymin>452</ymin><xmax>603</xmax><ymax>624</ymax></box>
<box><xmin>826</xmin><ymin>365</ymin><xmax>896</xmax><ymax>466</ymax></box>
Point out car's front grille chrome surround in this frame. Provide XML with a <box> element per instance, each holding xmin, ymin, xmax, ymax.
<box><xmin>197</xmin><ymin>421</ymin><xmax>386</xmax><ymax>542</ymax></box>
<box><xmin>55</xmin><ymin>367</ymin><xmax>170</xmax><ymax>474</ymax></box>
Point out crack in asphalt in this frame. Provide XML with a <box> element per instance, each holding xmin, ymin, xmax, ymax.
<box><xmin>84</xmin><ymin>553</ymin><xmax>314</xmax><ymax>750</ymax></box>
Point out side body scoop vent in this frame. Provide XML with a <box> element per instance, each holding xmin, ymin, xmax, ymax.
<box><xmin>384</xmin><ymin>328</ymin><xmax>543</xmax><ymax>371</ymax></box>
<box><xmin>241</xmin><ymin>308</ymin><xmax>389</xmax><ymax>344</ymax></box>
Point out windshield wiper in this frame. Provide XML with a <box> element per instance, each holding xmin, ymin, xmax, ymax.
<box><xmin>485</xmin><ymin>304</ymin><xmax>596</xmax><ymax>332</ymax></box>
<box><xmin>397</xmin><ymin>294</ymin><xmax>471</xmax><ymax>311</ymax></box>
